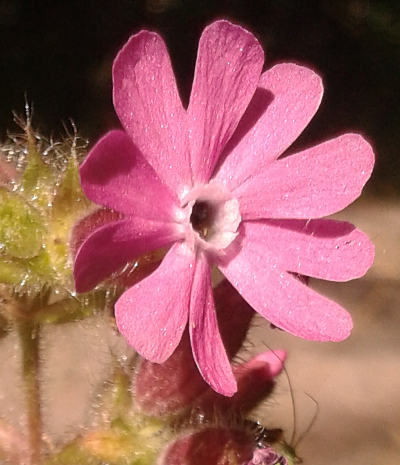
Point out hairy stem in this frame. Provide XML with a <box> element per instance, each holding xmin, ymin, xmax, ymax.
<box><xmin>17</xmin><ymin>319</ymin><xmax>42</xmax><ymax>465</ymax></box>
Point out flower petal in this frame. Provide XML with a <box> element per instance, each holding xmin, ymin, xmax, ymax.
<box><xmin>134</xmin><ymin>280</ymin><xmax>253</xmax><ymax>415</ymax></box>
<box><xmin>234</xmin><ymin>134</ymin><xmax>374</xmax><ymax>220</ymax></box>
<box><xmin>74</xmin><ymin>218</ymin><xmax>178</xmax><ymax>293</ymax></box>
<box><xmin>115</xmin><ymin>243</ymin><xmax>195</xmax><ymax>363</ymax></box>
<box><xmin>218</xmin><ymin>228</ymin><xmax>353</xmax><ymax>341</ymax></box>
<box><xmin>188</xmin><ymin>20</ymin><xmax>264</xmax><ymax>183</ymax></box>
<box><xmin>70</xmin><ymin>208</ymin><xmax>122</xmax><ymax>258</ymax></box>
<box><xmin>189</xmin><ymin>253</ymin><xmax>237</xmax><ymax>396</ymax></box>
<box><xmin>242</xmin><ymin>219</ymin><xmax>374</xmax><ymax>281</ymax></box>
<box><xmin>80</xmin><ymin>130</ymin><xmax>177</xmax><ymax>220</ymax></box>
<box><xmin>113</xmin><ymin>31</ymin><xmax>190</xmax><ymax>195</ymax></box>
<box><xmin>215</xmin><ymin>63</ymin><xmax>323</xmax><ymax>190</ymax></box>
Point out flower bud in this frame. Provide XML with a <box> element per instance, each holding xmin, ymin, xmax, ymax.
<box><xmin>196</xmin><ymin>350</ymin><xmax>286</xmax><ymax>416</ymax></box>
<box><xmin>160</xmin><ymin>428</ymin><xmax>254</xmax><ymax>465</ymax></box>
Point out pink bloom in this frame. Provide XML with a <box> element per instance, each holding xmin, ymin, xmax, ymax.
<box><xmin>247</xmin><ymin>448</ymin><xmax>287</xmax><ymax>465</ymax></box>
<box><xmin>74</xmin><ymin>20</ymin><xmax>374</xmax><ymax>396</ymax></box>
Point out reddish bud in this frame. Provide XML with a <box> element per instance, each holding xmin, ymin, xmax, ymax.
<box><xmin>197</xmin><ymin>350</ymin><xmax>286</xmax><ymax>416</ymax></box>
<box><xmin>134</xmin><ymin>331</ymin><xmax>208</xmax><ymax>416</ymax></box>
<box><xmin>160</xmin><ymin>428</ymin><xmax>254</xmax><ymax>465</ymax></box>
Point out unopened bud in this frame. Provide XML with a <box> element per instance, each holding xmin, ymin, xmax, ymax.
<box><xmin>197</xmin><ymin>350</ymin><xmax>286</xmax><ymax>416</ymax></box>
<box><xmin>160</xmin><ymin>428</ymin><xmax>254</xmax><ymax>465</ymax></box>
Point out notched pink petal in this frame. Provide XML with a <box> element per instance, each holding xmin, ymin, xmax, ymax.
<box><xmin>80</xmin><ymin>130</ymin><xmax>177</xmax><ymax>220</ymax></box>
<box><xmin>189</xmin><ymin>253</ymin><xmax>237</xmax><ymax>396</ymax></box>
<box><xmin>74</xmin><ymin>218</ymin><xmax>178</xmax><ymax>293</ymax></box>
<box><xmin>216</xmin><ymin>63</ymin><xmax>323</xmax><ymax>190</ymax></box>
<box><xmin>243</xmin><ymin>219</ymin><xmax>375</xmax><ymax>282</ymax></box>
<box><xmin>219</xmin><ymin>230</ymin><xmax>353</xmax><ymax>342</ymax></box>
<box><xmin>115</xmin><ymin>243</ymin><xmax>195</xmax><ymax>363</ymax></box>
<box><xmin>235</xmin><ymin>133</ymin><xmax>375</xmax><ymax>220</ymax></box>
<box><xmin>70</xmin><ymin>208</ymin><xmax>122</xmax><ymax>258</ymax></box>
<box><xmin>134</xmin><ymin>280</ymin><xmax>253</xmax><ymax>416</ymax></box>
<box><xmin>233</xmin><ymin>350</ymin><xmax>286</xmax><ymax>410</ymax></box>
<box><xmin>113</xmin><ymin>31</ymin><xmax>190</xmax><ymax>195</ymax></box>
<box><xmin>240</xmin><ymin>349</ymin><xmax>286</xmax><ymax>379</ymax></box>
<box><xmin>188</xmin><ymin>20</ymin><xmax>264</xmax><ymax>183</ymax></box>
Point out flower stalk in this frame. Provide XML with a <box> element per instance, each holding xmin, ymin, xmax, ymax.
<box><xmin>17</xmin><ymin>317</ymin><xmax>42</xmax><ymax>465</ymax></box>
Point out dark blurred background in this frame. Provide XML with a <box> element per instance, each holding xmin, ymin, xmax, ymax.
<box><xmin>0</xmin><ymin>0</ymin><xmax>399</xmax><ymax>192</ymax></box>
<box><xmin>0</xmin><ymin>3</ymin><xmax>399</xmax><ymax>464</ymax></box>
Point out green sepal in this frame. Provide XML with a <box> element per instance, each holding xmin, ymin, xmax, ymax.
<box><xmin>46</xmin><ymin>155</ymin><xmax>90</xmax><ymax>283</ymax></box>
<box><xmin>275</xmin><ymin>441</ymin><xmax>302</xmax><ymax>465</ymax></box>
<box><xmin>0</xmin><ymin>260</ymin><xmax>28</xmax><ymax>285</ymax></box>
<box><xmin>20</xmin><ymin>135</ymin><xmax>54</xmax><ymax>210</ymax></box>
<box><xmin>0</xmin><ymin>250</ymin><xmax>53</xmax><ymax>291</ymax></box>
<box><xmin>33</xmin><ymin>292</ymin><xmax>105</xmax><ymax>325</ymax></box>
<box><xmin>43</xmin><ymin>441</ymin><xmax>102</xmax><ymax>465</ymax></box>
<box><xmin>101</xmin><ymin>366</ymin><xmax>133</xmax><ymax>426</ymax></box>
<box><xmin>0</xmin><ymin>188</ymin><xmax>44</xmax><ymax>259</ymax></box>
<box><xmin>79</xmin><ymin>420</ymin><xmax>165</xmax><ymax>465</ymax></box>
<box><xmin>52</xmin><ymin>155</ymin><xmax>89</xmax><ymax>219</ymax></box>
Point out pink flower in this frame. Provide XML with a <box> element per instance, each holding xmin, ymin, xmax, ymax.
<box><xmin>247</xmin><ymin>448</ymin><xmax>287</xmax><ymax>465</ymax></box>
<box><xmin>74</xmin><ymin>20</ymin><xmax>374</xmax><ymax>396</ymax></box>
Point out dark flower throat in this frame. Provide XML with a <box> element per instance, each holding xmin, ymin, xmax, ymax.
<box><xmin>190</xmin><ymin>200</ymin><xmax>214</xmax><ymax>239</ymax></box>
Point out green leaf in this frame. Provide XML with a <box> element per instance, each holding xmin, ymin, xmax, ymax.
<box><xmin>0</xmin><ymin>189</ymin><xmax>44</xmax><ymax>259</ymax></box>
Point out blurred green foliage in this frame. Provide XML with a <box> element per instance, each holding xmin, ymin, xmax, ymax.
<box><xmin>0</xmin><ymin>123</ymin><xmax>101</xmax><ymax>328</ymax></box>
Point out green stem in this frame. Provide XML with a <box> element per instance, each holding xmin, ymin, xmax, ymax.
<box><xmin>17</xmin><ymin>319</ymin><xmax>42</xmax><ymax>465</ymax></box>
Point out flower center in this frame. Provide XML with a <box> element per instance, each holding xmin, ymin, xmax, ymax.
<box><xmin>189</xmin><ymin>200</ymin><xmax>214</xmax><ymax>239</ymax></box>
<box><xmin>180</xmin><ymin>182</ymin><xmax>241</xmax><ymax>254</ymax></box>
